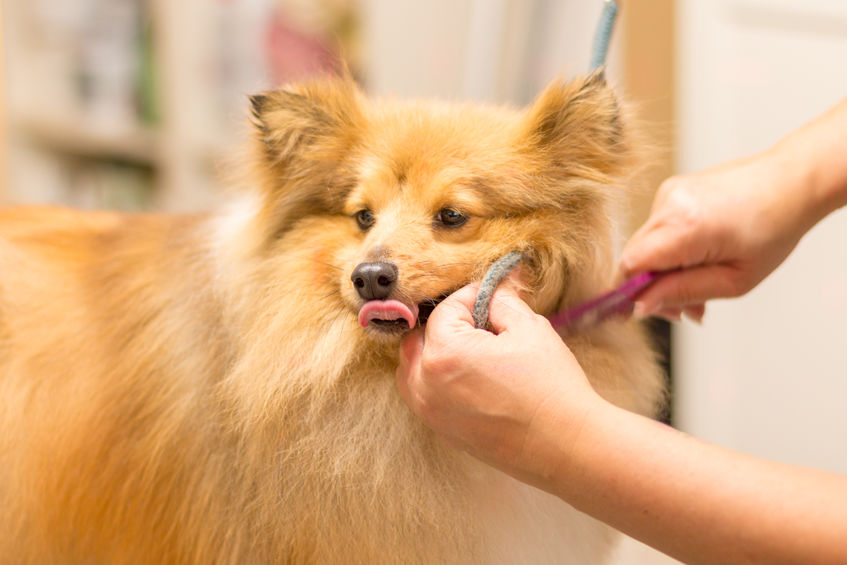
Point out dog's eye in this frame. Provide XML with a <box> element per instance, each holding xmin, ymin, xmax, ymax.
<box><xmin>437</xmin><ymin>208</ymin><xmax>468</xmax><ymax>228</ymax></box>
<box><xmin>354</xmin><ymin>209</ymin><xmax>375</xmax><ymax>230</ymax></box>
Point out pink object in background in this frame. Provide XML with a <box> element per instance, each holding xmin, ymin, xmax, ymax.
<box><xmin>265</xmin><ymin>13</ymin><xmax>337</xmax><ymax>85</ymax></box>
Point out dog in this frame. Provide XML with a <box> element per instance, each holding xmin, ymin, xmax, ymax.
<box><xmin>0</xmin><ymin>72</ymin><xmax>664</xmax><ymax>564</ymax></box>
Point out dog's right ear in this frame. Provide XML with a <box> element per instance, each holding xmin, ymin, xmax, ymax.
<box><xmin>249</xmin><ymin>76</ymin><xmax>365</xmax><ymax>180</ymax></box>
<box><xmin>246</xmin><ymin>76</ymin><xmax>365</xmax><ymax>241</ymax></box>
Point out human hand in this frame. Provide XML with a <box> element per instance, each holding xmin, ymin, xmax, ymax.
<box><xmin>621</xmin><ymin>148</ymin><xmax>819</xmax><ymax>322</ymax></box>
<box><xmin>396</xmin><ymin>280</ymin><xmax>602</xmax><ymax>488</ymax></box>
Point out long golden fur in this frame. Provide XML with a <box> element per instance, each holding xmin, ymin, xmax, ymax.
<box><xmin>0</xmin><ymin>73</ymin><xmax>664</xmax><ymax>564</ymax></box>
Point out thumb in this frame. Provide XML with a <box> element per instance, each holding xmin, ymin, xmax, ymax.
<box><xmin>396</xmin><ymin>329</ymin><xmax>425</xmax><ymax>409</ymax></box>
<box><xmin>423</xmin><ymin>283</ymin><xmax>481</xmax><ymax>336</ymax></box>
<box><xmin>485</xmin><ymin>282</ymin><xmax>538</xmax><ymax>335</ymax></box>
<box><xmin>621</xmin><ymin>222</ymin><xmax>701</xmax><ymax>279</ymax></box>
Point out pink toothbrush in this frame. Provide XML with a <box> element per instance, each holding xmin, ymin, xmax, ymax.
<box><xmin>547</xmin><ymin>271</ymin><xmax>662</xmax><ymax>334</ymax></box>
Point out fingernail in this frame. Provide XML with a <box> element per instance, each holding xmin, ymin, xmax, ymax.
<box><xmin>633</xmin><ymin>302</ymin><xmax>651</xmax><ymax>319</ymax></box>
<box><xmin>684</xmin><ymin>311</ymin><xmax>704</xmax><ymax>325</ymax></box>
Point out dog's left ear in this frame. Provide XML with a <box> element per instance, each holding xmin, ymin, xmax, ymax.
<box><xmin>521</xmin><ymin>72</ymin><xmax>625</xmax><ymax>179</ymax></box>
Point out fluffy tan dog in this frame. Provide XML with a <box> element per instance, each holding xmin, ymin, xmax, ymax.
<box><xmin>0</xmin><ymin>73</ymin><xmax>664</xmax><ymax>564</ymax></box>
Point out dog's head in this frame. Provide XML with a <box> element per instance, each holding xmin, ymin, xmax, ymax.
<box><xmin>247</xmin><ymin>73</ymin><xmax>633</xmax><ymax>342</ymax></box>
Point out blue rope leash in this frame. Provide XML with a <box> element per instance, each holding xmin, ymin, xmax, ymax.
<box><xmin>589</xmin><ymin>0</ymin><xmax>619</xmax><ymax>71</ymax></box>
<box><xmin>471</xmin><ymin>1</ymin><xmax>620</xmax><ymax>329</ymax></box>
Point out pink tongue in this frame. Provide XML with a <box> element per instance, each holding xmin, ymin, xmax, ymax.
<box><xmin>358</xmin><ymin>300</ymin><xmax>419</xmax><ymax>329</ymax></box>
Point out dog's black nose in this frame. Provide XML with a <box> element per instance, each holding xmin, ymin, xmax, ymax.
<box><xmin>351</xmin><ymin>262</ymin><xmax>398</xmax><ymax>300</ymax></box>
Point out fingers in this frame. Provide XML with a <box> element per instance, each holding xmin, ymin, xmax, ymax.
<box><xmin>397</xmin><ymin>273</ymin><xmax>536</xmax><ymax>410</ymax></box>
<box><xmin>426</xmin><ymin>270</ymin><xmax>533</xmax><ymax>337</ymax></box>
<box><xmin>634</xmin><ymin>264</ymin><xmax>738</xmax><ymax>316</ymax></box>
<box><xmin>485</xmin><ymin>283</ymin><xmax>538</xmax><ymax>335</ymax></box>
<box><xmin>438</xmin><ymin>281</ymin><xmax>481</xmax><ymax>312</ymax></box>
<box><xmin>423</xmin><ymin>283</ymin><xmax>480</xmax><ymax>334</ymax></box>
<box><xmin>638</xmin><ymin>302</ymin><xmax>705</xmax><ymax>324</ymax></box>
<box><xmin>639</xmin><ymin>304</ymin><xmax>682</xmax><ymax>322</ymax></box>
<box><xmin>460</xmin><ymin>269</ymin><xmax>536</xmax><ymax>335</ymax></box>
<box><xmin>396</xmin><ymin>329</ymin><xmax>425</xmax><ymax>411</ymax></box>
<box><xmin>683</xmin><ymin>303</ymin><xmax>706</xmax><ymax>324</ymax></box>
<box><xmin>620</xmin><ymin>179</ymin><xmax>716</xmax><ymax>280</ymax></box>
<box><xmin>621</xmin><ymin>221</ymin><xmax>700</xmax><ymax>279</ymax></box>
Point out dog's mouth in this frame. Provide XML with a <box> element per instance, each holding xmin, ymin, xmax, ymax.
<box><xmin>416</xmin><ymin>294</ymin><xmax>450</xmax><ymax>325</ymax></box>
<box><xmin>357</xmin><ymin>293</ymin><xmax>453</xmax><ymax>333</ymax></box>
<box><xmin>358</xmin><ymin>300</ymin><xmax>419</xmax><ymax>332</ymax></box>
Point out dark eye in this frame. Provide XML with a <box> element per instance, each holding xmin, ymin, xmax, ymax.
<box><xmin>354</xmin><ymin>209</ymin><xmax>375</xmax><ymax>230</ymax></box>
<box><xmin>437</xmin><ymin>208</ymin><xmax>468</xmax><ymax>228</ymax></box>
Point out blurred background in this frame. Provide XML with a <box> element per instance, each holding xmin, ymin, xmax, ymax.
<box><xmin>1</xmin><ymin>1</ymin><xmax>846</xmax><ymax>563</ymax></box>
<box><xmin>0</xmin><ymin>0</ymin><xmax>674</xmax><ymax>214</ymax></box>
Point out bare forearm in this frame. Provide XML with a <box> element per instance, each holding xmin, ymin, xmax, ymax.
<box><xmin>772</xmin><ymin>97</ymin><xmax>847</xmax><ymax>225</ymax></box>
<box><xmin>536</xmin><ymin>400</ymin><xmax>847</xmax><ymax>564</ymax></box>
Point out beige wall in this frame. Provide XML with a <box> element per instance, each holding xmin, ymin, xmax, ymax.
<box><xmin>621</xmin><ymin>0</ymin><xmax>676</xmax><ymax>229</ymax></box>
<box><xmin>362</xmin><ymin>0</ymin><xmax>625</xmax><ymax>101</ymax></box>
<box><xmin>674</xmin><ymin>0</ymin><xmax>847</xmax><ymax>474</ymax></box>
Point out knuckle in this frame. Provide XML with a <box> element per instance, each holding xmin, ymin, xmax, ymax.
<box><xmin>668</xmin><ymin>189</ymin><xmax>701</xmax><ymax>227</ymax></box>
<box><xmin>724</xmin><ymin>271</ymin><xmax>751</xmax><ymax>297</ymax></box>
<box><xmin>655</xmin><ymin>176</ymin><xmax>691</xmax><ymax>208</ymax></box>
<box><xmin>657</xmin><ymin>175</ymin><xmax>683</xmax><ymax>196</ymax></box>
<box><xmin>723</xmin><ymin>277</ymin><xmax>741</xmax><ymax>297</ymax></box>
<box><xmin>679</xmin><ymin>287</ymin><xmax>704</xmax><ymax>306</ymax></box>
<box><xmin>419</xmin><ymin>347</ymin><xmax>452</xmax><ymax>380</ymax></box>
<box><xmin>531</xmin><ymin>312</ymin><xmax>552</xmax><ymax>329</ymax></box>
<box><xmin>410</xmin><ymin>389</ymin><xmax>434</xmax><ymax>420</ymax></box>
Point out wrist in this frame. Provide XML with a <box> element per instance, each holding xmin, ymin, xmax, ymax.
<box><xmin>518</xmin><ymin>389</ymin><xmax>619</xmax><ymax>499</ymax></box>
<box><xmin>767</xmin><ymin>105</ymin><xmax>847</xmax><ymax>224</ymax></box>
<box><xmin>759</xmin><ymin>142</ymin><xmax>822</xmax><ymax>233</ymax></box>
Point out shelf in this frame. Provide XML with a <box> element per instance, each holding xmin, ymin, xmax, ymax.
<box><xmin>2</xmin><ymin>0</ymin><xmax>354</xmax><ymax>210</ymax></box>
<box><xmin>15</xmin><ymin>115</ymin><xmax>162</xmax><ymax>167</ymax></box>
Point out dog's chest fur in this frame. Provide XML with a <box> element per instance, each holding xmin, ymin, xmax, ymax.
<box><xmin>258</xmin><ymin>360</ymin><xmax>617</xmax><ymax>565</ymax></box>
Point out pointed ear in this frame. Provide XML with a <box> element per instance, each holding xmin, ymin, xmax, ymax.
<box><xmin>521</xmin><ymin>72</ymin><xmax>626</xmax><ymax>179</ymax></box>
<box><xmin>247</xmin><ymin>77</ymin><xmax>365</xmax><ymax>241</ymax></box>
<box><xmin>249</xmin><ymin>76</ymin><xmax>364</xmax><ymax>177</ymax></box>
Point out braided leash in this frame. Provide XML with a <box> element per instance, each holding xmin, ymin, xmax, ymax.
<box><xmin>471</xmin><ymin>251</ymin><xmax>523</xmax><ymax>329</ymax></box>
<box><xmin>589</xmin><ymin>0</ymin><xmax>620</xmax><ymax>71</ymax></box>
<box><xmin>470</xmin><ymin>0</ymin><xmax>620</xmax><ymax>330</ymax></box>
